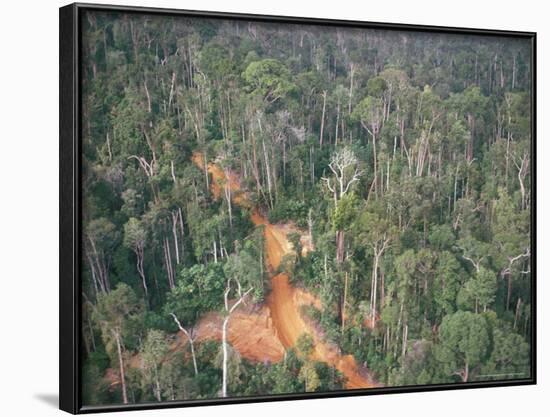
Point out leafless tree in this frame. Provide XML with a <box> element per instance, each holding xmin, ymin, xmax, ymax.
<box><xmin>321</xmin><ymin>148</ymin><xmax>363</xmax><ymax>263</ymax></box>
<box><xmin>169</xmin><ymin>313</ymin><xmax>198</xmax><ymax>376</ymax></box>
<box><xmin>221</xmin><ymin>277</ymin><xmax>252</xmax><ymax>397</ymax></box>
<box><xmin>321</xmin><ymin>147</ymin><xmax>363</xmax><ymax>208</ymax></box>
<box><xmin>500</xmin><ymin>248</ymin><xmax>530</xmax><ymax>310</ymax></box>
<box><xmin>370</xmin><ymin>233</ymin><xmax>391</xmax><ymax>328</ymax></box>
<box><xmin>513</xmin><ymin>152</ymin><xmax>530</xmax><ymax>210</ymax></box>
<box><xmin>319</xmin><ymin>90</ymin><xmax>327</xmax><ymax>147</ymax></box>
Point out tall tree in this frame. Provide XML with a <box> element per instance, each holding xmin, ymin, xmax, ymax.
<box><xmin>436</xmin><ymin>311</ymin><xmax>490</xmax><ymax>382</ymax></box>
<box><xmin>221</xmin><ymin>277</ymin><xmax>252</xmax><ymax>398</ymax></box>
<box><xmin>93</xmin><ymin>283</ymin><xmax>144</xmax><ymax>404</ymax></box>
<box><xmin>321</xmin><ymin>147</ymin><xmax>363</xmax><ymax>264</ymax></box>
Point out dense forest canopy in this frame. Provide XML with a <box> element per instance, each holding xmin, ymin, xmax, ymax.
<box><xmin>81</xmin><ymin>10</ymin><xmax>532</xmax><ymax>406</ymax></box>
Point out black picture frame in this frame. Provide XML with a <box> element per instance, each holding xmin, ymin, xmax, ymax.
<box><xmin>59</xmin><ymin>3</ymin><xmax>537</xmax><ymax>414</ymax></box>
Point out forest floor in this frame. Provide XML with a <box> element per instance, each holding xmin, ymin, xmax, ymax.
<box><xmin>192</xmin><ymin>152</ymin><xmax>376</xmax><ymax>389</ymax></box>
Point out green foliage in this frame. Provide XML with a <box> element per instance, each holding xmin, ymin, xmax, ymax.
<box><xmin>435</xmin><ymin>311</ymin><xmax>490</xmax><ymax>382</ymax></box>
<box><xmin>480</xmin><ymin>323</ymin><xmax>530</xmax><ymax>381</ymax></box>
<box><xmin>81</xmin><ymin>10</ymin><xmax>532</xmax><ymax>404</ymax></box>
<box><xmin>298</xmin><ymin>362</ymin><xmax>321</xmax><ymax>392</ymax></box>
<box><xmin>164</xmin><ymin>263</ymin><xmax>226</xmax><ymax>325</ymax></box>
<box><xmin>268</xmin><ymin>196</ymin><xmax>309</xmax><ymax>226</ymax></box>
<box><xmin>224</xmin><ymin>229</ymin><xmax>266</xmax><ymax>301</ymax></box>
<box><xmin>458</xmin><ymin>267</ymin><xmax>497</xmax><ymax>312</ymax></box>
<box><xmin>93</xmin><ymin>283</ymin><xmax>145</xmax><ymax>349</ymax></box>
<box><xmin>242</xmin><ymin>59</ymin><xmax>295</xmax><ymax>102</ymax></box>
<box><xmin>296</xmin><ymin>333</ymin><xmax>315</xmax><ymax>358</ymax></box>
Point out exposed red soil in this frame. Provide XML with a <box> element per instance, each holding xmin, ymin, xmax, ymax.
<box><xmin>193</xmin><ymin>305</ymin><xmax>285</xmax><ymax>362</ymax></box>
<box><xmin>193</xmin><ymin>152</ymin><xmax>376</xmax><ymax>389</ymax></box>
<box><xmin>105</xmin><ymin>154</ymin><xmax>377</xmax><ymax>391</ymax></box>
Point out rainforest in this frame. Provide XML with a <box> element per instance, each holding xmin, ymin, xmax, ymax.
<box><xmin>80</xmin><ymin>10</ymin><xmax>532</xmax><ymax>406</ymax></box>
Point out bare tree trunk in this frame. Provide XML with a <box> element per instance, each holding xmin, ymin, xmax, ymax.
<box><xmin>371</xmin><ymin>253</ymin><xmax>379</xmax><ymax>328</ymax></box>
<box><xmin>512</xmin><ymin>55</ymin><xmax>517</xmax><ymax>89</ymax></box>
<box><xmin>163</xmin><ymin>237</ymin><xmax>175</xmax><ymax>290</ymax></box>
<box><xmin>222</xmin><ymin>315</ymin><xmax>230</xmax><ymax>398</ymax></box>
<box><xmin>463</xmin><ymin>362</ymin><xmax>469</xmax><ymax>382</ymax></box>
<box><xmin>86</xmin><ymin>252</ymin><xmax>101</xmax><ymax>296</ymax></box>
<box><xmin>335</xmin><ymin>100</ymin><xmax>340</xmax><ymax>146</ymax></box>
<box><xmin>113</xmin><ymin>330</ymin><xmax>128</xmax><ymax>404</ymax></box>
<box><xmin>171</xmin><ymin>211</ymin><xmax>180</xmax><ymax>265</ymax></box>
<box><xmin>221</xmin><ymin>278</ymin><xmax>252</xmax><ymax>398</ymax></box>
<box><xmin>308</xmin><ymin>208</ymin><xmax>314</xmax><ymax>244</ymax></box>
<box><xmin>341</xmin><ymin>271</ymin><xmax>349</xmax><ymax>333</ymax></box>
<box><xmin>336</xmin><ymin>230</ymin><xmax>345</xmax><ymax>264</ymax></box>
<box><xmin>136</xmin><ymin>245</ymin><xmax>148</xmax><ymax>299</ymax></box>
<box><xmin>348</xmin><ymin>63</ymin><xmax>355</xmax><ymax>115</ymax></box>
<box><xmin>372</xmin><ymin>130</ymin><xmax>378</xmax><ymax>196</ymax></box>
<box><xmin>88</xmin><ymin>237</ymin><xmax>110</xmax><ymax>292</ymax></box>
<box><xmin>506</xmin><ymin>272</ymin><xmax>512</xmax><ymax>311</ymax></box>
<box><xmin>106</xmin><ymin>132</ymin><xmax>112</xmax><ymax>162</ymax></box>
<box><xmin>154</xmin><ymin>366</ymin><xmax>161</xmax><ymax>401</ymax></box>
<box><xmin>170</xmin><ymin>313</ymin><xmax>198</xmax><ymax>376</ymax></box>
<box><xmin>203</xmin><ymin>153</ymin><xmax>209</xmax><ymax>192</ymax></box>
<box><xmin>319</xmin><ymin>90</ymin><xmax>327</xmax><ymax>148</ymax></box>
<box><xmin>224</xmin><ymin>176</ymin><xmax>233</xmax><ymax>229</ymax></box>
<box><xmin>213</xmin><ymin>240</ymin><xmax>218</xmax><ymax>264</ymax></box>
<box><xmin>514</xmin><ymin>298</ymin><xmax>522</xmax><ymax>330</ymax></box>
<box><xmin>262</xmin><ymin>136</ymin><xmax>274</xmax><ymax>209</ymax></box>
<box><xmin>401</xmin><ymin>323</ymin><xmax>408</xmax><ymax>358</ymax></box>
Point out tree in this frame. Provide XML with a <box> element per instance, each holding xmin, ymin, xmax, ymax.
<box><xmin>140</xmin><ymin>329</ymin><xmax>169</xmax><ymax>401</ymax></box>
<box><xmin>93</xmin><ymin>283</ymin><xmax>144</xmax><ymax>404</ymax></box>
<box><xmin>433</xmin><ymin>251</ymin><xmax>463</xmax><ymax>318</ymax></box>
<box><xmin>221</xmin><ymin>277</ymin><xmax>252</xmax><ymax>397</ymax></box>
<box><xmin>296</xmin><ymin>333</ymin><xmax>315</xmax><ymax>359</ymax></box>
<box><xmin>436</xmin><ymin>311</ymin><xmax>490</xmax><ymax>382</ymax></box>
<box><xmin>80</xmin><ymin>13</ymin><xmax>533</xmax><ymax>401</ymax></box>
<box><xmin>243</xmin><ymin>59</ymin><xmax>294</xmax><ymax>104</ymax></box>
<box><xmin>223</xmin><ymin>229</ymin><xmax>266</xmax><ymax>301</ymax></box>
<box><xmin>353</xmin><ymin>96</ymin><xmax>384</xmax><ymax>195</ymax></box>
<box><xmin>123</xmin><ymin>217</ymin><xmax>149</xmax><ymax>300</ymax></box>
<box><xmin>481</xmin><ymin>323</ymin><xmax>530</xmax><ymax>380</ymax></box>
<box><xmin>298</xmin><ymin>362</ymin><xmax>321</xmax><ymax>392</ymax></box>
<box><xmin>169</xmin><ymin>313</ymin><xmax>199</xmax><ymax>376</ymax></box>
<box><xmin>458</xmin><ymin>267</ymin><xmax>497</xmax><ymax>313</ymax></box>
<box><xmin>85</xmin><ymin>218</ymin><xmax>118</xmax><ymax>295</ymax></box>
<box><xmin>492</xmin><ymin>188</ymin><xmax>530</xmax><ymax>310</ymax></box>
<box><xmin>321</xmin><ymin>147</ymin><xmax>363</xmax><ymax>263</ymax></box>
<box><xmin>165</xmin><ymin>263</ymin><xmax>226</xmax><ymax>324</ymax></box>
<box><xmin>355</xmin><ymin>208</ymin><xmax>394</xmax><ymax>328</ymax></box>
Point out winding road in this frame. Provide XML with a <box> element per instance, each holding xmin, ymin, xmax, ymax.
<box><xmin>193</xmin><ymin>153</ymin><xmax>374</xmax><ymax>389</ymax></box>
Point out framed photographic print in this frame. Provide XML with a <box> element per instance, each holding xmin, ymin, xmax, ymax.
<box><xmin>59</xmin><ymin>2</ymin><xmax>536</xmax><ymax>414</ymax></box>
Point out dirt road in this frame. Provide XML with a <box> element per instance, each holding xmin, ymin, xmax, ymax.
<box><xmin>193</xmin><ymin>153</ymin><xmax>374</xmax><ymax>389</ymax></box>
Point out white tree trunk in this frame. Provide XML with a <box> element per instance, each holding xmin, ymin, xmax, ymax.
<box><xmin>221</xmin><ymin>278</ymin><xmax>252</xmax><ymax>397</ymax></box>
<box><xmin>114</xmin><ymin>330</ymin><xmax>128</xmax><ymax>404</ymax></box>
<box><xmin>222</xmin><ymin>315</ymin><xmax>230</xmax><ymax>398</ymax></box>
<box><xmin>319</xmin><ymin>90</ymin><xmax>327</xmax><ymax>147</ymax></box>
<box><xmin>170</xmin><ymin>313</ymin><xmax>198</xmax><ymax>376</ymax></box>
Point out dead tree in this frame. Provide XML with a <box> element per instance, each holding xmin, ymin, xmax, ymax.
<box><xmin>319</xmin><ymin>90</ymin><xmax>327</xmax><ymax>147</ymax></box>
<box><xmin>169</xmin><ymin>313</ymin><xmax>198</xmax><ymax>376</ymax></box>
<box><xmin>112</xmin><ymin>329</ymin><xmax>128</xmax><ymax>404</ymax></box>
<box><xmin>370</xmin><ymin>233</ymin><xmax>391</xmax><ymax>328</ymax></box>
<box><xmin>513</xmin><ymin>152</ymin><xmax>530</xmax><ymax>210</ymax></box>
<box><xmin>321</xmin><ymin>147</ymin><xmax>363</xmax><ymax>263</ymax></box>
<box><xmin>128</xmin><ymin>155</ymin><xmax>159</xmax><ymax>202</ymax></box>
<box><xmin>500</xmin><ymin>248</ymin><xmax>530</xmax><ymax>310</ymax></box>
<box><xmin>221</xmin><ymin>277</ymin><xmax>252</xmax><ymax>398</ymax></box>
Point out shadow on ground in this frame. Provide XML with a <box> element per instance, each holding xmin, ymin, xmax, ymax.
<box><xmin>34</xmin><ymin>394</ymin><xmax>58</xmax><ymax>408</ymax></box>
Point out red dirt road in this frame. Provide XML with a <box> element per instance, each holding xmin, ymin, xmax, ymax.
<box><xmin>193</xmin><ymin>153</ymin><xmax>374</xmax><ymax>389</ymax></box>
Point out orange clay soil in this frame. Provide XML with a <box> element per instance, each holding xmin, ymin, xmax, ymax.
<box><xmin>192</xmin><ymin>152</ymin><xmax>375</xmax><ymax>389</ymax></box>
<box><xmin>193</xmin><ymin>306</ymin><xmax>285</xmax><ymax>362</ymax></box>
